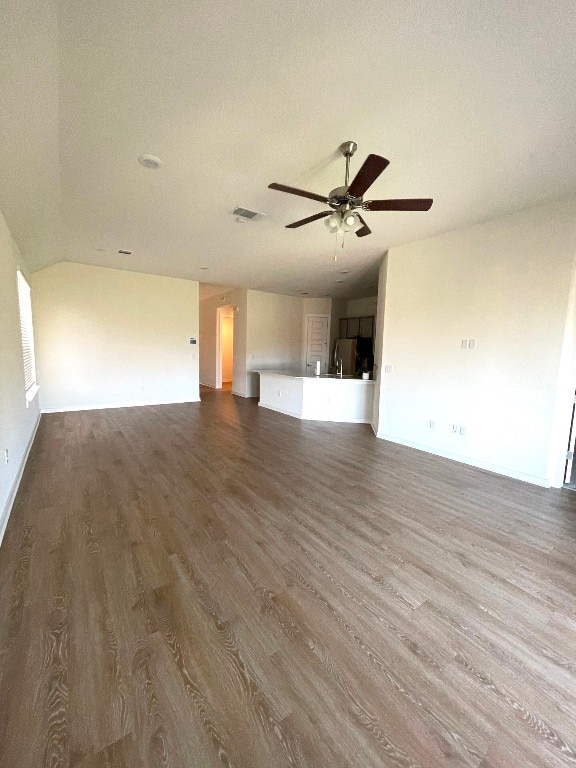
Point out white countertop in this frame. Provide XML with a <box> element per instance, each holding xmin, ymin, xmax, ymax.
<box><xmin>255</xmin><ymin>369</ymin><xmax>372</xmax><ymax>381</ymax></box>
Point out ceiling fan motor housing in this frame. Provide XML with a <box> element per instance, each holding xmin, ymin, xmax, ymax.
<box><xmin>328</xmin><ymin>186</ymin><xmax>363</xmax><ymax>211</ymax></box>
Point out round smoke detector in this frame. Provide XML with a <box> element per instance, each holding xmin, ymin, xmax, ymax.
<box><xmin>138</xmin><ymin>153</ymin><xmax>163</xmax><ymax>169</ymax></box>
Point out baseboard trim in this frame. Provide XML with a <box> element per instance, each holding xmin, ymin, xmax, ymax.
<box><xmin>375</xmin><ymin>432</ymin><xmax>550</xmax><ymax>487</ymax></box>
<box><xmin>259</xmin><ymin>402</ymin><xmax>372</xmax><ymax>424</ymax></box>
<box><xmin>258</xmin><ymin>402</ymin><xmax>302</xmax><ymax>419</ymax></box>
<box><xmin>200</xmin><ymin>383</ymin><xmax>232</xmax><ymax>390</ymax></box>
<box><xmin>0</xmin><ymin>413</ymin><xmax>41</xmax><ymax>547</ymax></box>
<box><xmin>41</xmin><ymin>398</ymin><xmax>201</xmax><ymax>413</ymax></box>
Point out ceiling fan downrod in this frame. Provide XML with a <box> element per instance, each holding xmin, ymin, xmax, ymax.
<box><xmin>339</xmin><ymin>141</ymin><xmax>357</xmax><ymax>188</ymax></box>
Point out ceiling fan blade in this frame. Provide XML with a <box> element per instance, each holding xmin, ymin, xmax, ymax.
<box><xmin>347</xmin><ymin>154</ymin><xmax>390</xmax><ymax>198</ymax></box>
<box><xmin>365</xmin><ymin>198</ymin><xmax>433</xmax><ymax>211</ymax></box>
<box><xmin>285</xmin><ymin>211</ymin><xmax>331</xmax><ymax>228</ymax></box>
<box><xmin>268</xmin><ymin>183</ymin><xmax>328</xmax><ymax>204</ymax></box>
<box><xmin>355</xmin><ymin>214</ymin><xmax>371</xmax><ymax>238</ymax></box>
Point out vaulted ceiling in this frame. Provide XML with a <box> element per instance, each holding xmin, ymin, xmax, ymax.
<box><xmin>1</xmin><ymin>0</ymin><xmax>576</xmax><ymax>298</ymax></box>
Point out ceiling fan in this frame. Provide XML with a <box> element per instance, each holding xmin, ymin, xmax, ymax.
<box><xmin>268</xmin><ymin>141</ymin><xmax>433</xmax><ymax>237</ymax></box>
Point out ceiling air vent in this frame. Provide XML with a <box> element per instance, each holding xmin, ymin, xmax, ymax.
<box><xmin>232</xmin><ymin>206</ymin><xmax>266</xmax><ymax>223</ymax></box>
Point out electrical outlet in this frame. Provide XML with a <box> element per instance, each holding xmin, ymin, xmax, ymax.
<box><xmin>459</xmin><ymin>425</ymin><xmax>466</xmax><ymax>436</ymax></box>
<box><xmin>4</xmin><ymin>449</ymin><xmax>9</xmax><ymax>464</ymax></box>
<box><xmin>461</xmin><ymin>339</ymin><xmax>468</xmax><ymax>349</ymax></box>
<box><xmin>384</xmin><ymin>364</ymin><xmax>393</xmax><ymax>373</ymax></box>
<box><xmin>452</xmin><ymin>424</ymin><xmax>459</xmax><ymax>434</ymax></box>
<box><xmin>429</xmin><ymin>419</ymin><xmax>435</xmax><ymax>429</ymax></box>
<box><xmin>468</xmin><ymin>339</ymin><xmax>476</xmax><ymax>350</ymax></box>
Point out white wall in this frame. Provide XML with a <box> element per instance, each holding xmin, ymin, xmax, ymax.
<box><xmin>32</xmin><ymin>262</ymin><xmax>200</xmax><ymax>411</ymax></box>
<box><xmin>345</xmin><ymin>296</ymin><xmax>378</xmax><ymax>318</ymax></box>
<box><xmin>0</xmin><ymin>0</ymin><xmax>61</xmax><ymax>272</ymax></box>
<box><xmin>0</xmin><ymin>209</ymin><xmax>41</xmax><ymax>542</ymax></box>
<box><xmin>199</xmin><ymin>288</ymin><xmax>247</xmax><ymax>393</ymax></box>
<box><xmin>376</xmin><ymin>196</ymin><xmax>576</xmax><ymax>486</ymax></box>
<box><xmin>302</xmin><ymin>297</ymin><xmax>331</xmax><ymax>316</ymax></box>
<box><xmin>371</xmin><ymin>254</ymin><xmax>389</xmax><ymax>435</ymax></box>
<box><xmin>246</xmin><ymin>290</ymin><xmax>303</xmax><ymax>397</ymax></box>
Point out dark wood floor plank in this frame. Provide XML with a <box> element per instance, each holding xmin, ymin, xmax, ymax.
<box><xmin>1</xmin><ymin>388</ymin><xmax>576</xmax><ymax>767</ymax></box>
<box><xmin>281</xmin><ymin>558</ymin><xmax>491</xmax><ymax>766</ymax></box>
<box><xmin>67</xmin><ymin>510</ymin><xmax>134</xmax><ymax>761</ymax></box>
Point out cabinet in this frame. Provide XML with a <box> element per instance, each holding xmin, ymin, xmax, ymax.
<box><xmin>339</xmin><ymin>315</ymin><xmax>374</xmax><ymax>339</ymax></box>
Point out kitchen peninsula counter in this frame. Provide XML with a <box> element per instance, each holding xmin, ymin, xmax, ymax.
<box><xmin>256</xmin><ymin>370</ymin><xmax>374</xmax><ymax>423</ymax></box>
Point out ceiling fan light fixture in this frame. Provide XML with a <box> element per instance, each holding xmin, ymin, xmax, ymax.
<box><xmin>325</xmin><ymin>211</ymin><xmax>342</xmax><ymax>233</ymax></box>
<box><xmin>341</xmin><ymin>211</ymin><xmax>359</xmax><ymax>232</ymax></box>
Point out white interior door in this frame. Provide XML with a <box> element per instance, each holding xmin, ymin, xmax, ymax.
<box><xmin>305</xmin><ymin>315</ymin><xmax>329</xmax><ymax>374</ymax></box>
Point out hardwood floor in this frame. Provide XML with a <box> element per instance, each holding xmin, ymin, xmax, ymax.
<box><xmin>1</xmin><ymin>387</ymin><xmax>576</xmax><ymax>767</ymax></box>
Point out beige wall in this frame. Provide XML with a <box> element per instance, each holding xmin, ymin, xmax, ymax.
<box><xmin>345</xmin><ymin>296</ymin><xmax>378</xmax><ymax>318</ymax></box>
<box><xmin>32</xmin><ymin>262</ymin><xmax>200</xmax><ymax>411</ymax></box>
<box><xmin>246</xmin><ymin>290</ymin><xmax>303</xmax><ymax>397</ymax></box>
<box><xmin>371</xmin><ymin>254</ymin><xmax>389</xmax><ymax>435</ymax></box>
<box><xmin>302</xmin><ymin>297</ymin><xmax>331</xmax><ymax>316</ymax></box>
<box><xmin>0</xmin><ymin>209</ymin><xmax>40</xmax><ymax>539</ymax></box>
<box><xmin>375</xmin><ymin>196</ymin><xmax>576</xmax><ymax>486</ymax></box>
<box><xmin>200</xmin><ymin>288</ymin><xmax>304</xmax><ymax>397</ymax></box>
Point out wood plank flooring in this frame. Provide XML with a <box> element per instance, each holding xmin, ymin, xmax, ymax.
<box><xmin>1</xmin><ymin>387</ymin><xmax>576</xmax><ymax>767</ymax></box>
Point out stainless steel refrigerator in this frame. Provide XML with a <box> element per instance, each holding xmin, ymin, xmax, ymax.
<box><xmin>333</xmin><ymin>339</ymin><xmax>357</xmax><ymax>375</ymax></box>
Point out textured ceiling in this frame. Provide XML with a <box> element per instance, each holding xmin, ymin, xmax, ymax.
<box><xmin>1</xmin><ymin>0</ymin><xmax>576</xmax><ymax>298</ymax></box>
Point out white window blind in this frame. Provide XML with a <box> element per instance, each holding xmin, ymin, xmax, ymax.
<box><xmin>16</xmin><ymin>271</ymin><xmax>37</xmax><ymax>393</ymax></box>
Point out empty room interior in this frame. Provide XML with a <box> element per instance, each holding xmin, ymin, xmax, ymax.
<box><xmin>2</xmin><ymin>1</ymin><xmax>576</xmax><ymax>766</ymax></box>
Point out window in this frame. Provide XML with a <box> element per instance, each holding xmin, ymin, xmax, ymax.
<box><xmin>16</xmin><ymin>271</ymin><xmax>38</xmax><ymax>399</ymax></box>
